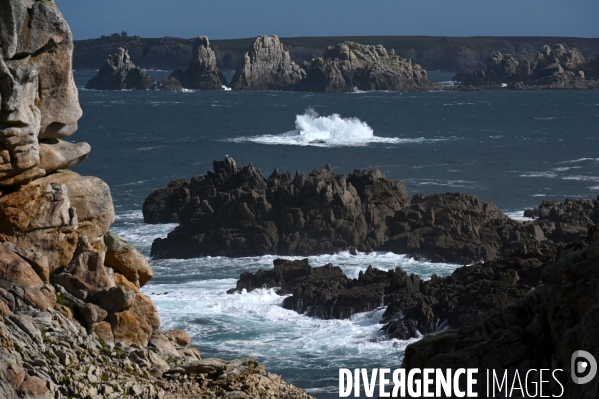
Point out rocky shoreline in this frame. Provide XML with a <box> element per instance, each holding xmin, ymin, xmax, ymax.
<box><xmin>0</xmin><ymin>2</ymin><xmax>313</xmax><ymax>398</ymax></box>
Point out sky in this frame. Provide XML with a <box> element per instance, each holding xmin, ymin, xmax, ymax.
<box><xmin>57</xmin><ymin>0</ymin><xmax>599</xmax><ymax>40</ymax></box>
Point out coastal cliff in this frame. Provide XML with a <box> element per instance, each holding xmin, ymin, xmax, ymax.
<box><xmin>0</xmin><ymin>1</ymin><xmax>313</xmax><ymax>398</ymax></box>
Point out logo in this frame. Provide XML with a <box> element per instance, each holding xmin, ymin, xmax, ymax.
<box><xmin>571</xmin><ymin>350</ymin><xmax>597</xmax><ymax>385</ymax></box>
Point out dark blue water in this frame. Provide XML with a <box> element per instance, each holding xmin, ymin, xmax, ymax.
<box><xmin>71</xmin><ymin>71</ymin><xmax>599</xmax><ymax>397</ymax></box>
<box><xmin>72</xmin><ymin>71</ymin><xmax>599</xmax><ymax>215</ymax></box>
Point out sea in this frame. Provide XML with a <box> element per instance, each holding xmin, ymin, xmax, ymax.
<box><xmin>71</xmin><ymin>70</ymin><xmax>599</xmax><ymax>397</ymax></box>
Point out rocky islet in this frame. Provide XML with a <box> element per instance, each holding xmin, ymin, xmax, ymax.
<box><xmin>161</xmin><ymin>36</ymin><xmax>227</xmax><ymax>91</ymax></box>
<box><xmin>85</xmin><ymin>47</ymin><xmax>156</xmax><ymax>90</ymax></box>
<box><xmin>145</xmin><ymin>157</ymin><xmax>565</xmax><ymax>263</ymax></box>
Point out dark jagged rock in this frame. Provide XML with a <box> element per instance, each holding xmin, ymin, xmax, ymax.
<box><xmin>146</xmin><ymin>157</ymin><xmax>410</xmax><ymax>259</ymax></box>
<box><xmin>230</xmin><ymin>240</ymin><xmax>572</xmax><ymax>336</ymax></box>
<box><xmin>298</xmin><ymin>42</ymin><xmax>436</xmax><ymax>92</ymax></box>
<box><xmin>145</xmin><ymin>158</ymin><xmax>599</xmax><ymax>264</ymax></box>
<box><xmin>524</xmin><ymin>196</ymin><xmax>599</xmax><ymax>243</ymax></box>
<box><xmin>168</xmin><ymin>36</ymin><xmax>227</xmax><ymax>90</ymax></box>
<box><xmin>385</xmin><ymin>192</ymin><xmax>547</xmax><ymax>264</ymax></box>
<box><xmin>454</xmin><ymin>44</ymin><xmax>599</xmax><ymax>89</ymax></box>
<box><xmin>402</xmin><ymin>227</ymin><xmax>599</xmax><ymax>398</ymax></box>
<box><xmin>155</xmin><ymin>76</ymin><xmax>183</xmax><ymax>92</ymax></box>
<box><xmin>230</xmin><ymin>35</ymin><xmax>306</xmax><ymax>90</ymax></box>
<box><xmin>85</xmin><ymin>47</ymin><xmax>156</xmax><ymax>90</ymax></box>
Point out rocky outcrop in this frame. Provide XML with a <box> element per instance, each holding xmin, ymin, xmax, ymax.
<box><xmin>298</xmin><ymin>42</ymin><xmax>436</xmax><ymax>92</ymax></box>
<box><xmin>231</xmin><ymin>240</ymin><xmax>573</xmax><ymax>339</ymax></box>
<box><xmin>0</xmin><ymin>2</ymin><xmax>313</xmax><ymax>398</ymax></box>
<box><xmin>73</xmin><ymin>35</ymin><xmax>599</xmax><ymax>74</ymax></box>
<box><xmin>402</xmin><ymin>227</ymin><xmax>599</xmax><ymax>398</ymax></box>
<box><xmin>384</xmin><ymin>192</ymin><xmax>547</xmax><ymax>263</ymax></box>
<box><xmin>230</xmin><ymin>35</ymin><xmax>305</xmax><ymax>90</ymax></box>
<box><xmin>146</xmin><ymin>157</ymin><xmax>411</xmax><ymax>259</ymax></box>
<box><xmin>0</xmin><ymin>287</ymin><xmax>312</xmax><ymax>398</ymax></box>
<box><xmin>524</xmin><ymin>196</ymin><xmax>599</xmax><ymax>242</ymax></box>
<box><xmin>166</xmin><ymin>36</ymin><xmax>226</xmax><ymax>90</ymax></box>
<box><xmin>144</xmin><ymin>157</ymin><xmax>559</xmax><ymax>263</ymax></box>
<box><xmin>454</xmin><ymin>44</ymin><xmax>599</xmax><ymax>89</ymax></box>
<box><xmin>155</xmin><ymin>76</ymin><xmax>183</xmax><ymax>92</ymax></box>
<box><xmin>0</xmin><ymin>0</ymin><xmax>87</xmax><ymax>186</ymax></box>
<box><xmin>85</xmin><ymin>47</ymin><xmax>156</xmax><ymax>90</ymax></box>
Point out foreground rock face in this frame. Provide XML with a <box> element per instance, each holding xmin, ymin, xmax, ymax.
<box><xmin>454</xmin><ymin>44</ymin><xmax>599</xmax><ymax>89</ymax></box>
<box><xmin>1</xmin><ymin>2</ymin><xmax>313</xmax><ymax>398</ymax></box>
<box><xmin>402</xmin><ymin>227</ymin><xmax>599</xmax><ymax>398</ymax></box>
<box><xmin>230</xmin><ymin>35</ymin><xmax>306</xmax><ymax>90</ymax></box>
<box><xmin>166</xmin><ymin>36</ymin><xmax>227</xmax><ymax>90</ymax></box>
<box><xmin>145</xmin><ymin>157</ymin><xmax>559</xmax><ymax>263</ymax></box>
<box><xmin>85</xmin><ymin>47</ymin><xmax>156</xmax><ymax>90</ymax></box>
<box><xmin>299</xmin><ymin>42</ymin><xmax>436</xmax><ymax>92</ymax></box>
<box><xmin>0</xmin><ymin>299</ymin><xmax>312</xmax><ymax>398</ymax></box>
<box><xmin>0</xmin><ymin>0</ymin><xmax>86</xmax><ymax>186</ymax></box>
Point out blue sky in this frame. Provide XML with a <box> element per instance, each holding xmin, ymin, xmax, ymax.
<box><xmin>57</xmin><ymin>0</ymin><xmax>599</xmax><ymax>40</ymax></box>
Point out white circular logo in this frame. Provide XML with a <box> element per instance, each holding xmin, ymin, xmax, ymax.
<box><xmin>571</xmin><ymin>350</ymin><xmax>597</xmax><ymax>385</ymax></box>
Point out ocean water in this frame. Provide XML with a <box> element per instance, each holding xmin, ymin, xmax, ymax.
<box><xmin>71</xmin><ymin>70</ymin><xmax>599</xmax><ymax>397</ymax></box>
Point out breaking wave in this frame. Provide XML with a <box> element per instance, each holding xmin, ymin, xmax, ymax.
<box><xmin>226</xmin><ymin>109</ymin><xmax>445</xmax><ymax>147</ymax></box>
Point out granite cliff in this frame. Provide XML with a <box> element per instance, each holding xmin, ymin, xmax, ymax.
<box><xmin>0</xmin><ymin>1</ymin><xmax>313</xmax><ymax>398</ymax></box>
<box><xmin>164</xmin><ymin>36</ymin><xmax>227</xmax><ymax>91</ymax></box>
<box><xmin>299</xmin><ymin>42</ymin><xmax>435</xmax><ymax>92</ymax></box>
<box><xmin>230</xmin><ymin>35</ymin><xmax>305</xmax><ymax>90</ymax></box>
<box><xmin>85</xmin><ymin>47</ymin><xmax>156</xmax><ymax>90</ymax></box>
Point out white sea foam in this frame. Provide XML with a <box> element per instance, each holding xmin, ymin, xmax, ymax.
<box><xmin>226</xmin><ymin>109</ymin><xmax>450</xmax><ymax>147</ymax></box>
<box><xmin>120</xmin><ymin>209</ymin><xmax>457</xmax><ymax>394</ymax></box>
<box><xmin>558</xmin><ymin>158</ymin><xmax>599</xmax><ymax>164</ymax></box>
<box><xmin>519</xmin><ymin>172</ymin><xmax>557</xmax><ymax>178</ymax></box>
<box><xmin>505</xmin><ymin>211</ymin><xmax>533</xmax><ymax>222</ymax></box>
<box><xmin>562</xmin><ymin>175</ymin><xmax>599</xmax><ymax>182</ymax></box>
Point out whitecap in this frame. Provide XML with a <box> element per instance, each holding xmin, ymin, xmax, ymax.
<box><xmin>518</xmin><ymin>172</ymin><xmax>557</xmax><ymax>178</ymax></box>
<box><xmin>225</xmin><ymin>108</ymin><xmax>452</xmax><ymax>147</ymax></box>
<box><xmin>558</xmin><ymin>158</ymin><xmax>599</xmax><ymax>164</ymax></box>
<box><xmin>562</xmin><ymin>175</ymin><xmax>599</xmax><ymax>182</ymax></box>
